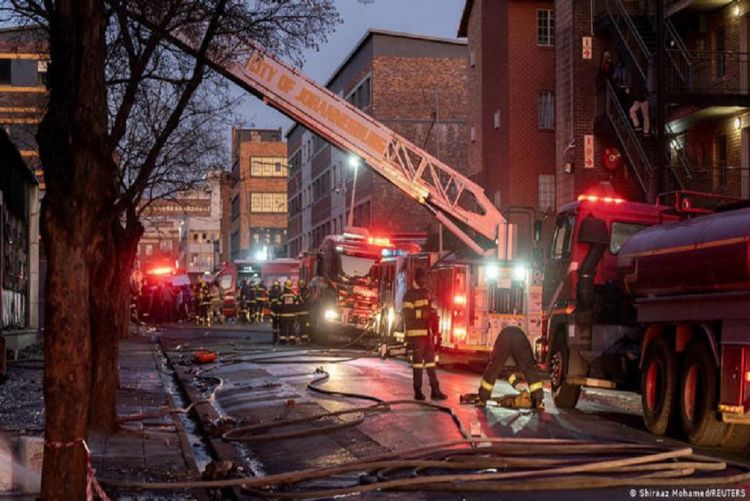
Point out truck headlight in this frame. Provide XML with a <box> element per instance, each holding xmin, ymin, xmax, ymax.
<box><xmin>324</xmin><ymin>309</ymin><xmax>338</xmax><ymax>321</ymax></box>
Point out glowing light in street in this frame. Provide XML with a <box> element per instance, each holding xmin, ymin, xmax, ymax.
<box><xmin>324</xmin><ymin>309</ymin><xmax>339</xmax><ymax>321</ymax></box>
<box><xmin>513</xmin><ymin>265</ymin><xmax>527</xmax><ymax>282</ymax></box>
<box><xmin>486</xmin><ymin>264</ymin><xmax>499</xmax><ymax>280</ymax></box>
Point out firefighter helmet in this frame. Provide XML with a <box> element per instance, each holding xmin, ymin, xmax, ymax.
<box><xmin>285</xmin><ymin>279</ymin><xmax>293</xmax><ymax>288</ymax></box>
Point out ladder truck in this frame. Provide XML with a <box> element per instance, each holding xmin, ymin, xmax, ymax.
<box><xmin>138</xmin><ymin>14</ymin><xmax>538</xmax><ymax>351</ymax></box>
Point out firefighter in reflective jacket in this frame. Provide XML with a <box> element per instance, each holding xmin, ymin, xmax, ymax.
<box><xmin>255</xmin><ymin>281</ymin><xmax>269</xmax><ymax>322</ymax></box>
<box><xmin>278</xmin><ymin>280</ymin><xmax>299</xmax><ymax>344</ymax></box>
<box><xmin>269</xmin><ymin>280</ymin><xmax>282</xmax><ymax>343</ymax></box>
<box><xmin>403</xmin><ymin>268</ymin><xmax>447</xmax><ymax>401</ymax></box>
<box><xmin>476</xmin><ymin>326</ymin><xmax>545</xmax><ymax>410</ymax></box>
<box><xmin>296</xmin><ymin>279</ymin><xmax>311</xmax><ymax>344</ymax></box>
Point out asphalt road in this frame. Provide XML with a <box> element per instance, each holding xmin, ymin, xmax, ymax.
<box><xmin>156</xmin><ymin>323</ymin><xmax>750</xmax><ymax>500</ymax></box>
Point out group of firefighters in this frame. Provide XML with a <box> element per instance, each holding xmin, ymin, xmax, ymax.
<box><xmin>134</xmin><ymin>268</ymin><xmax>544</xmax><ymax>410</ymax></box>
<box><xmin>237</xmin><ymin>278</ymin><xmax>312</xmax><ymax>345</ymax></box>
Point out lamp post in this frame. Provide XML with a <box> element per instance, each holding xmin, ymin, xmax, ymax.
<box><xmin>347</xmin><ymin>155</ymin><xmax>361</xmax><ymax>228</ymax></box>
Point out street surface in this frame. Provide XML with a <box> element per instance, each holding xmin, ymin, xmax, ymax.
<box><xmin>150</xmin><ymin>323</ymin><xmax>749</xmax><ymax>500</ymax></box>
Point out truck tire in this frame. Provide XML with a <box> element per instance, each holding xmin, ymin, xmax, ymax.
<box><xmin>641</xmin><ymin>337</ymin><xmax>678</xmax><ymax>437</ymax></box>
<box><xmin>720</xmin><ymin>425</ymin><xmax>750</xmax><ymax>449</ymax></box>
<box><xmin>549</xmin><ymin>334</ymin><xmax>581</xmax><ymax>409</ymax></box>
<box><xmin>679</xmin><ymin>342</ymin><xmax>727</xmax><ymax>447</ymax></box>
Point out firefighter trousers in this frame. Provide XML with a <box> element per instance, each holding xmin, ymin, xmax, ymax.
<box><xmin>297</xmin><ymin>312</ymin><xmax>311</xmax><ymax>342</ymax></box>
<box><xmin>478</xmin><ymin>326</ymin><xmax>543</xmax><ymax>404</ymax></box>
<box><xmin>279</xmin><ymin>314</ymin><xmax>296</xmax><ymax>343</ymax></box>
<box><xmin>410</xmin><ymin>336</ymin><xmax>440</xmax><ymax>393</ymax></box>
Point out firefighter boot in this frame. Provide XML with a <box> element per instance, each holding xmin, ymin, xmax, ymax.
<box><xmin>427</xmin><ymin>368</ymin><xmax>447</xmax><ymax>400</ymax></box>
<box><xmin>413</xmin><ymin>368</ymin><xmax>426</xmax><ymax>401</ymax></box>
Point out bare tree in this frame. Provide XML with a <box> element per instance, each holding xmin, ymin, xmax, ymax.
<box><xmin>2</xmin><ymin>0</ymin><xmax>339</xmax><ymax>497</ymax></box>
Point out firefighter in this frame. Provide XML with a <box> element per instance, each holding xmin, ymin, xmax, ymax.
<box><xmin>197</xmin><ymin>278</ymin><xmax>210</xmax><ymax>325</ymax></box>
<box><xmin>475</xmin><ymin>326</ymin><xmax>545</xmax><ymax>410</ymax></box>
<box><xmin>296</xmin><ymin>279</ymin><xmax>311</xmax><ymax>344</ymax></box>
<box><xmin>403</xmin><ymin>268</ymin><xmax>447</xmax><ymax>401</ymax></box>
<box><xmin>268</xmin><ymin>280</ymin><xmax>282</xmax><ymax>343</ymax></box>
<box><xmin>278</xmin><ymin>280</ymin><xmax>299</xmax><ymax>344</ymax></box>
<box><xmin>243</xmin><ymin>280</ymin><xmax>257</xmax><ymax>323</ymax></box>
<box><xmin>256</xmin><ymin>280</ymin><xmax>269</xmax><ymax>323</ymax></box>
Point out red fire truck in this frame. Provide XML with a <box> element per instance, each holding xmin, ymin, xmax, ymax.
<box><xmin>299</xmin><ymin>229</ymin><xmax>421</xmax><ymax>340</ymax></box>
<box><xmin>542</xmin><ymin>190</ymin><xmax>749</xmax><ymax>448</ymax></box>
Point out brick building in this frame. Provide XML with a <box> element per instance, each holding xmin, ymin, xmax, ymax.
<box><xmin>137</xmin><ymin>175</ymin><xmax>223</xmax><ymax>276</ymax></box>
<box><xmin>556</xmin><ymin>0</ymin><xmax>749</xmax><ymax>207</ymax></box>
<box><xmin>458</xmin><ymin>0</ymin><xmax>557</xmax><ymax>258</ymax></box>
<box><xmin>0</xmin><ymin>27</ymin><xmax>46</xmax><ymax>191</ymax></box>
<box><xmin>286</xmin><ymin>29</ymin><xmax>468</xmax><ymax>257</ymax></box>
<box><xmin>229</xmin><ymin>128</ymin><xmax>288</xmax><ymax>262</ymax></box>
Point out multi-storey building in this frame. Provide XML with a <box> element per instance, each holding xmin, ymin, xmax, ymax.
<box><xmin>286</xmin><ymin>29</ymin><xmax>468</xmax><ymax>258</ymax></box>
<box><xmin>229</xmin><ymin>128</ymin><xmax>288</xmax><ymax>263</ymax></box>
<box><xmin>0</xmin><ymin>26</ymin><xmax>46</xmax><ymax>191</ymax></box>
<box><xmin>458</xmin><ymin>0</ymin><xmax>557</xmax><ymax>258</ymax></box>
<box><xmin>556</xmin><ymin>0</ymin><xmax>749</xmax><ymax>207</ymax></box>
<box><xmin>136</xmin><ymin>172</ymin><xmax>224</xmax><ymax>277</ymax></box>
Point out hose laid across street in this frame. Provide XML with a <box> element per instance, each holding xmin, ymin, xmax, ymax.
<box><xmin>100</xmin><ymin>339</ymin><xmax>750</xmax><ymax>497</ymax></box>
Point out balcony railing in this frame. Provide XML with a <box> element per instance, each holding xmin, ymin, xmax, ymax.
<box><xmin>671</xmin><ymin>164</ymin><xmax>749</xmax><ymax>196</ymax></box>
<box><xmin>666</xmin><ymin>50</ymin><xmax>750</xmax><ymax>95</ymax></box>
<box><xmin>595</xmin><ymin>0</ymin><xmax>652</xmax><ymax>85</ymax></box>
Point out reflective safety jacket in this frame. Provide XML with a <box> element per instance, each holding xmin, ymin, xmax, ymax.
<box><xmin>278</xmin><ymin>288</ymin><xmax>299</xmax><ymax>318</ymax></box>
<box><xmin>402</xmin><ymin>286</ymin><xmax>432</xmax><ymax>337</ymax></box>
<box><xmin>268</xmin><ymin>285</ymin><xmax>282</xmax><ymax>313</ymax></box>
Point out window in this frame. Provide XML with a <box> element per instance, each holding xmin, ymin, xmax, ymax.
<box><xmin>145</xmin><ymin>244</ymin><xmax>153</xmax><ymax>256</ymax></box>
<box><xmin>251</xmin><ymin>156</ymin><xmax>288</xmax><ymax>177</ymax></box>
<box><xmin>347</xmin><ymin>76</ymin><xmax>371</xmax><ymax>110</ymax></box>
<box><xmin>312</xmin><ymin>170</ymin><xmax>331</xmax><ymax>200</ymax></box>
<box><xmin>231</xmin><ymin>194</ymin><xmax>240</xmax><ymax>220</ymax></box>
<box><xmin>715</xmin><ymin>27</ymin><xmax>726</xmax><ymax>78</ymax></box>
<box><xmin>538</xmin><ymin>174</ymin><xmax>555</xmax><ymax>212</ymax></box>
<box><xmin>538</xmin><ymin>92</ymin><xmax>555</xmax><ymax>129</ymax></box>
<box><xmin>250</xmin><ymin>193</ymin><xmax>287</xmax><ymax>213</ymax></box>
<box><xmin>716</xmin><ymin>135</ymin><xmax>727</xmax><ymax>187</ymax></box>
<box><xmin>550</xmin><ymin>215</ymin><xmax>575</xmax><ymax>259</ymax></box>
<box><xmin>0</xmin><ymin>59</ymin><xmax>10</xmax><ymax>84</ymax></box>
<box><xmin>610</xmin><ymin>222</ymin><xmax>647</xmax><ymax>255</ymax></box>
<box><xmin>37</xmin><ymin>60</ymin><xmax>48</xmax><ymax>86</ymax></box>
<box><xmin>537</xmin><ymin>9</ymin><xmax>555</xmax><ymax>47</ymax></box>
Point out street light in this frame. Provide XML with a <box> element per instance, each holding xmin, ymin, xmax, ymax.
<box><xmin>347</xmin><ymin>154</ymin><xmax>362</xmax><ymax>228</ymax></box>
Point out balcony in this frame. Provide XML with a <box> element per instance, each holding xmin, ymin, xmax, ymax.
<box><xmin>665</xmin><ymin>0</ymin><xmax>734</xmax><ymax>17</ymax></box>
<box><xmin>668</xmin><ymin>163</ymin><xmax>749</xmax><ymax>197</ymax></box>
<box><xmin>667</xmin><ymin>50</ymin><xmax>750</xmax><ymax>106</ymax></box>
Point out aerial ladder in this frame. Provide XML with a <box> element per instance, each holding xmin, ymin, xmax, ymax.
<box><xmin>135</xmin><ymin>15</ymin><xmax>516</xmax><ymax>261</ymax></box>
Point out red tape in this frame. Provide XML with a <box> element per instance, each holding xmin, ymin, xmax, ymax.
<box><xmin>45</xmin><ymin>438</ymin><xmax>110</xmax><ymax>501</ymax></box>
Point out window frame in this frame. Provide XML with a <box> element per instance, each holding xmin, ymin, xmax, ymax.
<box><xmin>537</xmin><ymin>91</ymin><xmax>555</xmax><ymax>130</ymax></box>
<box><xmin>250</xmin><ymin>192</ymin><xmax>288</xmax><ymax>213</ymax></box>
<box><xmin>536</xmin><ymin>9</ymin><xmax>555</xmax><ymax>47</ymax></box>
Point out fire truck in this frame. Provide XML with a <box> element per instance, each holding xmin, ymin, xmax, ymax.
<box><xmin>299</xmin><ymin>229</ymin><xmax>419</xmax><ymax>339</ymax></box>
<box><xmin>541</xmin><ymin>189</ymin><xmax>750</xmax><ymax>448</ymax></box>
<box><xmin>373</xmin><ymin>253</ymin><xmax>543</xmax><ymax>354</ymax></box>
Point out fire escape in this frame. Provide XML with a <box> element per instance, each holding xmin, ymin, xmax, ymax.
<box><xmin>594</xmin><ymin>0</ymin><xmax>749</xmax><ymax>199</ymax></box>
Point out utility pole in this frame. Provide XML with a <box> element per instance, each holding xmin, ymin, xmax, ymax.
<box><xmin>655</xmin><ymin>0</ymin><xmax>666</xmax><ymax>200</ymax></box>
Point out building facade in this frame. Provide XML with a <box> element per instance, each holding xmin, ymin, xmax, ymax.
<box><xmin>458</xmin><ymin>0</ymin><xmax>557</xmax><ymax>258</ymax></box>
<box><xmin>229</xmin><ymin>128</ymin><xmax>288</xmax><ymax>263</ymax></box>
<box><xmin>286</xmin><ymin>29</ymin><xmax>468</xmax><ymax>258</ymax></box>
<box><xmin>555</xmin><ymin>0</ymin><xmax>749</xmax><ymax>207</ymax></box>
<box><xmin>137</xmin><ymin>172</ymin><xmax>224</xmax><ymax>277</ymax></box>
<box><xmin>0</xmin><ymin>27</ymin><xmax>46</xmax><ymax>192</ymax></box>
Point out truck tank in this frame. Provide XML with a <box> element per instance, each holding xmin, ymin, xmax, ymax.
<box><xmin>617</xmin><ymin>207</ymin><xmax>750</xmax><ymax>297</ymax></box>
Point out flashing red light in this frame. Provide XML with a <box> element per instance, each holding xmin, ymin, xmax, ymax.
<box><xmin>367</xmin><ymin>236</ymin><xmax>393</xmax><ymax>247</ymax></box>
<box><xmin>577</xmin><ymin>194</ymin><xmax>624</xmax><ymax>204</ymax></box>
<box><xmin>453</xmin><ymin>327</ymin><xmax>467</xmax><ymax>339</ymax></box>
<box><xmin>148</xmin><ymin>266</ymin><xmax>174</xmax><ymax>276</ymax></box>
<box><xmin>746</xmin><ymin>370</ymin><xmax>750</xmax><ymax>383</ymax></box>
<box><xmin>453</xmin><ymin>294</ymin><xmax>467</xmax><ymax>306</ymax></box>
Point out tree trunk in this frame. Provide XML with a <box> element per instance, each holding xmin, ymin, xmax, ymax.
<box><xmin>37</xmin><ymin>1</ymin><xmax>114</xmax><ymax>498</ymax></box>
<box><xmin>89</xmin><ymin>215</ymin><xmax>142</xmax><ymax>431</ymax></box>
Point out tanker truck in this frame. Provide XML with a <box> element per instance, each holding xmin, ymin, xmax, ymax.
<box><xmin>541</xmin><ymin>190</ymin><xmax>749</xmax><ymax>448</ymax></box>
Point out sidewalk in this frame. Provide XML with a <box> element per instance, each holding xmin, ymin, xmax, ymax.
<box><xmin>0</xmin><ymin>333</ymin><xmax>203</xmax><ymax>499</ymax></box>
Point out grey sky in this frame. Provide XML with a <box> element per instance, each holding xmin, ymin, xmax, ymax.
<box><xmin>230</xmin><ymin>0</ymin><xmax>465</xmax><ymax>134</ymax></box>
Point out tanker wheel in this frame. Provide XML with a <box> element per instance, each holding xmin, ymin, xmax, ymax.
<box><xmin>549</xmin><ymin>334</ymin><xmax>581</xmax><ymax>409</ymax></box>
<box><xmin>720</xmin><ymin>424</ymin><xmax>750</xmax><ymax>449</ymax></box>
<box><xmin>641</xmin><ymin>337</ymin><xmax>678</xmax><ymax>437</ymax></box>
<box><xmin>679</xmin><ymin>342</ymin><xmax>727</xmax><ymax>446</ymax></box>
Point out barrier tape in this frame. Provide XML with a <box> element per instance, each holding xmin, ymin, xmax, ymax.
<box><xmin>45</xmin><ymin>438</ymin><xmax>110</xmax><ymax>501</ymax></box>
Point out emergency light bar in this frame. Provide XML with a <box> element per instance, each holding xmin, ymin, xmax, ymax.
<box><xmin>577</xmin><ymin>194</ymin><xmax>624</xmax><ymax>204</ymax></box>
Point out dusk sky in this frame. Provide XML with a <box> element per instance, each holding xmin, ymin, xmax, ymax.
<box><xmin>230</xmin><ymin>0</ymin><xmax>465</xmax><ymax>134</ymax></box>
